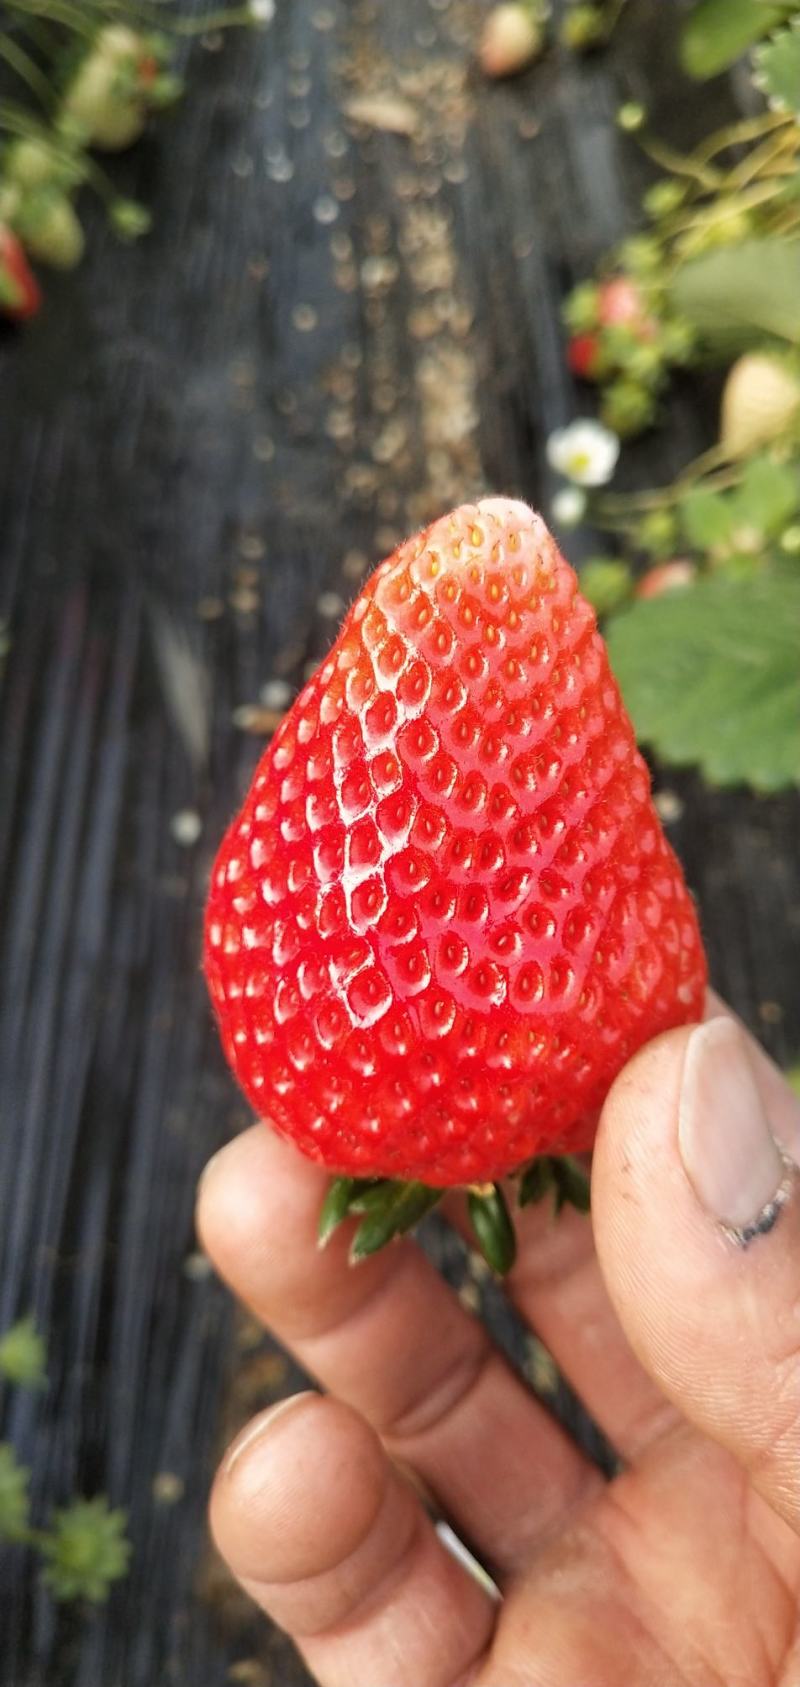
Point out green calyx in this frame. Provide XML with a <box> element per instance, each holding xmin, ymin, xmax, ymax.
<box><xmin>318</xmin><ymin>1154</ymin><xmax>591</xmax><ymax>1274</ymax></box>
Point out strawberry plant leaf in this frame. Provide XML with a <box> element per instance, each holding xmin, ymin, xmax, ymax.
<box><xmin>671</xmin><ymin>240</ymin><xmax>800</xmax><ymax>351</ymax></box>
<box><xmin>41</xmin><ymin>1497</ymin><xmax>131</xmax><ymax>1603</ymax></box>
<box><xmin>0</xmin><ymin>1316</ymin><xmax>47</xmax><ymax>1389</ymax></box>
<box><xmin>0</xmin><ymin>1444</ymin><xmax>32</xmax><ymax>1542</ymax></box>
<box><xmin>467</xmin><ymin>1185</ymin><xmax>517</xmax><ymax>1275</ymax></box>
<box><xmin>681</xmin><ymin>0</ymin><xmax>788</xmax><ymax>79</ymax></box>
<box><xmin>607</xmin><ymin>570</ymin><xmax>800</xmax><ymax>791</ymax></box>
<box><xmin>729</xmin><ymin>455</ymin><xmax>800</xmax><ymax>538</ymax></box>
<box><xmin>679</xmin><ymin>487</ymin><xmax>734</xmax><ymax>550</ymax></box>
<box><xmin>754</xmin><ymin>23</ymin><xmax>800</xmax><ymax>113</ymax></box>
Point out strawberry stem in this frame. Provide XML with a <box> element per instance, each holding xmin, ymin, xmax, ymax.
<box><xmin>317</xmin><ymin>1153</ymin><xmax>591</xmax><ymax>1271</ymax></box>
<box><xmin>349</xmin><ymin>1184</ymin><xmax>441</xmax><ymax>1262</ymax></box>
<box><xmin>467</xmin><ymin>1184</ymin><xmax>516</xmax><ymax>1275</ymax></box>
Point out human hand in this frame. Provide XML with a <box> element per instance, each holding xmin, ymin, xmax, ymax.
<box><xmin>197</xmin><ymin>996</ymin><xmax>800</xmax><ymax>1687</ymax></box>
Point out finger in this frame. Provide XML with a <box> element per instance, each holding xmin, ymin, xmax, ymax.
<box><xmin>447</xmin><ymin>987</ymin><xmax>800</xmax><ymax>1463</ymax></box>
<box><xmin>593</xmin><ymin>1015</ymin><xmax>800</xmax><ymax>1535</ymax></box>
<box><xmin>705</xmin><ymin>988</ymin><xmax>800</xmax><ymax>1163</ymax></box>
<box><xmin>479</xmin><ymin>1196</ymin><xmax>677</xmax><ymax>1460</ymax></box>
<box><xmin>211</xmin><ymin>1391</ymin><xmax>495</xmax><ymax>1687</ymax></box>
<box><xmin>198</xmin><ymin>1128</ymin><xmax>599</xmax><ymax>1573</ymax></box>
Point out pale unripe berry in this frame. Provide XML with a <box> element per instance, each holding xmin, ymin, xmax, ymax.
<box><xmin>479</xmin><ymin>4</ymin><xmax>544</xmax><ymax>78</ymax></box>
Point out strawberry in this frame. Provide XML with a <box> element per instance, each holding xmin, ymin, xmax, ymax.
<box><xmin>0</xmin><ymin>226</ymin><xmax>41</xmax><ymax>320</ymax></box>
<box><xmin>635</xmin><ymin>560</ymin><xmax>696</xmax><ymax>600</ymax></box>
<box><xmin>597</xmin><ymin>277</ymin><xmax>646</xmax><ymax>328</ymax></box>
<box><xmin>479</xmin><ymin>4</ymin><xmax>544</xmax><ymax>78</ymax></box>
<box><xmin>17</xmin><ymin>192</ymin><xmax>84</xmax><ymax>271</ymax></box>
<box><xmin>567</xmin><ymin>332</ymin><xmax>602</xmax><ymax>379</ymax></box>
<box><xmin>62</xmin><ymin>26</ymin><xmax>158</xmax><ymax>151</ymax></box>
<box><xmin>597</xmin><ymin>277</ymin><xmax>658</xmax><ymax>344</ymax></box>
<box><xmin>720</xmin><ymin>353</ymin><xmax>800</xmax><ymax>458</ymax></box>
<box><xmin>205</xmin><ymin>501</ymin><xmax>706</xmax><ymax>1263</ymax></box>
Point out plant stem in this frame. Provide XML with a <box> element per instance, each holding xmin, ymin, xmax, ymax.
<box><xmin>597</xmin><ymin>444</ymin><xmax>739</xmax><ymax>518</ymax></box>
<box><xmin>638</xmin><ymin>136</ymin><xmax>723</xmax><ymax>192</ymax></box>
<box><xmin>694</xmin><ymin>109</ymin><xmax>794</xmax><ymax>166</ymax></box>
<box><xmin>0</xmin><ymin>33</ymin><xmax>55</xmax><ymax>108</ymax></box>
<box><xmin>3</xmin><ymin>0</ymin><xmax>96</xmax><ymax>39</ymax></box>
<box><xmin>662</xmin><ymin>175</ymin><xmax>798</xmax><ymax>264</ymax></box>
<box><xmin>170</xmin><ymin>6</ymin><xmax>256</xmax><ymax>34</ymax></box>
<box><xmin>723</xmin><ymin>125</ymin><xmax>799</xmax><ymax>194</ymax></box>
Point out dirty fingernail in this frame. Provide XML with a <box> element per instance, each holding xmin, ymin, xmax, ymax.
<box><xmin>679</xmin><ymin>1019</ymin><xmax>785</xmax><ymax>1236</ymax></box>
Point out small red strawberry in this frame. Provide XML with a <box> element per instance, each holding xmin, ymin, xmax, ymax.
<box><xmin>0</xmin><ymin>226</ymin><xmax>41</xmax><ymax>320</ymax></box>
<box><xmin>567</xmin><ymin>332</ymin><xmax>602</xmax><ymax>380</ymax></box>
<box><xmin>635</xmin><ymin>560</ymin><xmax>696</xmax><ymax>600</ymax></box>
<box><xmin>205</xmin><ymin>501</ymin><xmax>706</xmax><ymax>1265</ymax></box>
<box><xmin>597</xmin><ymin>276</ymin><xmax>658</xmax><ymax>344</ymax></box>
<box><xmin>597</xmin><ymin>276</ymin><xmax>645</xmax><ymax>327</ymax></box>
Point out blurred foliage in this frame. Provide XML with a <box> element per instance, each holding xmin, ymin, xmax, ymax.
<box><xmin>0</xmin><ymin>1</ymin><xmax>258</xmax><ymax>316</ymax></box>
<box><xmin>554</xmin><ymin>1</ymin><xmax>800</xmax><ymax>791</ymax></box>
<box><xmin>0</xmin><ymin>1318</ymin><xmax>131</xmax><ymax>1604</ymax></box>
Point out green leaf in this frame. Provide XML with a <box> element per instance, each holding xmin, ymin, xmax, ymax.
<box><xmin>517</xmin><ymin>1158</ymin><xmax>555</xmax><ymax>1208</ymax></box>
<box><xmin>730</xmin><ymin>455</ymin><xmax>800</xmax><ymax>538</ymax></box>
<box><xmin>671</xmin><ymin>240</ymin><xmax>800</xmax><ymax>351</ymax></box>
<box><xmin>350</xmin><ymin>1183</ymin><xmax>441</xmax><ymax>1260</ymax></box>
<box><xmin>681</xmin><ymin>0</ymin><xmax>787</xmax><ymax>79</ymax></box>
<box><xmin>551</xmin><ymin>1156</ymin><xmax>592</xmax><ymax>1215</ymax></box>
<box><xmin>317</xmin><ymin>1177</ymin><xmax>358</xmax><ymax>1246</ymax></box>
<box><xmin>0</xmin><ymin>1444</ymin><xmax>31</xmax><ymax>1542</ymax></box>
<box><xmin>41</xmin><ymin>1497</ymin><xmax>131</xmax><ymax>1603</ymax></box>
<box><xmin>0</xmin><ymin>1317</ymin><xmax>47</xmax><ymax>1388</ymax></box>
<box><xmin>467</xmin><ymin>1186</ymin><xmax>517</xmax><ymax>1276</ymax></box>
<box><xmin>607</xmin><ymin>569</ymin><xmax>800</xmax><ymax>791</ymax></box>
<box><xmin>754</xmin><ymin>23</ymin><xmax>800</xmax><ymax>113</ymax></box>
<box><xmin>679</xmin><ymin>487</ymin><xmax>734</xmax><ymax>550</ymax></box>
<box><xmin>517</xmin><ymin>1155</ymin><xmax>591</xmax><ymax>1216</ymax></box>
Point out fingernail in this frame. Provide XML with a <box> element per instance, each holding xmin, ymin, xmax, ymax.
<box><xmin>679</xmin><ymin>1020</ymin><xmax>788</xmax><ymax>1241</ymax></box>
<box><xmin>224</xmin><ymin>1392</ymin><xmax>317</xmax><ymax>1475</ymax></box>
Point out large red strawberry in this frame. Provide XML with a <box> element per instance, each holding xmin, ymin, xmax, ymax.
<box><xmin>205</xmin><ymin>500</ymin><xmax>706</xmax><ymax>1265</ymax></box>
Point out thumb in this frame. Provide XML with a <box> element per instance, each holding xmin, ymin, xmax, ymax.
<box><xmin>592</xmin><ymin>1011</ymin><xmax>800</xmax><ymax>1533</ymax></box>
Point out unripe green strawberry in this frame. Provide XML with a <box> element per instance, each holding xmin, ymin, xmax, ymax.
<box><xmin>720</xmin><ymin>354</ymin><xmax>800</xmax><ymax>458</ymax></box>
<box><xmin>6</xmin><ymin>139</ymin><xmax>58</xmax><ymax>190</ymax></box>
<box><xmin>63</xmin><ymin>27</ymin><xmax>147</xmax><ymax>151</ymax></box>
<box><xmin>601</xmin><ymin>378</ymin><xmax>656</xmax><ymax>437</ymax></box>
<box><xmin>18</xmin><ymin>192</ymin><xmax>84</xmax><ymax>270</ymax></box>
<box><xmin>561</xmin><ymin>5</ymin><xmax>607</xmax><ymax>50</ymax></box>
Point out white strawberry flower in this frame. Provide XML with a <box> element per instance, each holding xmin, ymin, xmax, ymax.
<box><xmin>551</xmin><ymin>486</ymin><xmax>587</xmax><ymax>527</ymax></box>
<box><xmin>547</xmin><ymin>420</ymin><xmax>620</xmax><ymax>487</ymax></box>
<box><xmin>249</xmin><ymin>0</ymin><xmax>275</xmax><ymax>20</ymax></box>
